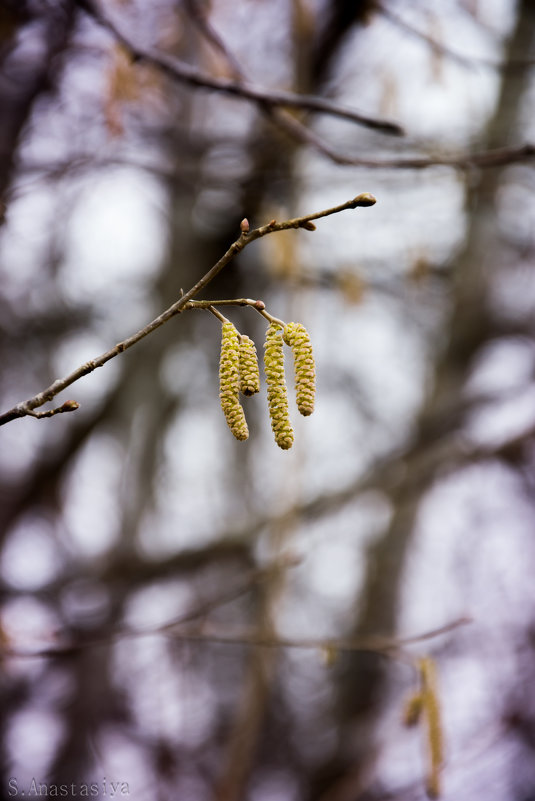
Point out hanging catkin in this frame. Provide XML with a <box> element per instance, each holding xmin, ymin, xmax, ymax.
<box><xmin>419</xmin><ymin>658</ymin><xmax>443</xmax><ymax>799</ymax></box>
<box><xmin>283</xmin><ymin>322</ymin><xmax>316</xmax><ymax>416</ymax></box>
<box><xmin>219</xmin><ymin>322</ymin><xmax>249</xmax><ymax>441</ymax></box>
<box><xmin>264</xmin><ymin>323</ymin><xmax>294</xmax><ymax>450</ymax></box>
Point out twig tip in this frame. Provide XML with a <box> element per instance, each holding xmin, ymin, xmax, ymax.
<box><xmin>352</xmin><ymin>193</ymin><xmax>377</xmax><ymax>207</ymax></box>
<box><xmin>61</xmin><ymin>400</ymin><xmax>80</xmax><ymax>412</ymax></box>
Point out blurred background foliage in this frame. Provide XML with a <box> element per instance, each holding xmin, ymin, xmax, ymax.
<box><xmin>1</xmin><ymin>1</ymin><xmax>535</xmax><ymax>799</ymax></box>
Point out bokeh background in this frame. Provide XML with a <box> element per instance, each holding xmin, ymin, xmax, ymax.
<box><xmin>1</xmin><ymin>1</ymin><xmax>535</xmax><ymax>799</ymax></box>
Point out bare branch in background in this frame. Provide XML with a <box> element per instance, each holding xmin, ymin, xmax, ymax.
<box><xmin>0</xmin><ymin>611</ymin><xmax>470</xmax><ymax>661</ymax></box>
<box><xmin>12</xmin><ymin>142</ymin><xmax>535</xmax><ymax>195</ymax></box>
<box><xmin>73</xmin><ymin>0</ymin><xmax>404</xmax><ymax>136</ymax></box>
<box><xmin>69</xmin><ymin>0</ymin><xmax>535</xmax><ymax>172</ymax></box>
<box><xmin>314</xmin><ymin>142</ymin><xmax>535</xmax><ymax>169</ymax></box>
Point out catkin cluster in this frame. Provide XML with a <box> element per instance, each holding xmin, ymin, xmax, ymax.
<box><xmin>219</xmin><ymin>322</ymin><xmax>249</xmax><ymax>441</ymax></box>
<box><xmin>283</xmin><ymin>322</ymin><xmax>316</xmax><ymax>416</ymax></box>
<box><xmin>217</xmin><ymin>314</ymin><xmax>315</xmax><ymax>449</ymax></box>
<box><xmin>264</xmin><ymin>323</ymin><xmax>294</xmax><ymax>450</ymax></box>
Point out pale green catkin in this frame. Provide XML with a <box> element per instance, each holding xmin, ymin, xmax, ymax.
<box><xmin>238</xmin><ymin>334</ymin><xmax>260</xmax><ymax>396</ymax></box>
<box><xmin>283</xmin><ymin>322</ymin><xmax>316</xmax><ymax>416</ymax></box>
<box><xmin>264</xmin><ymin>323</ymin><xmax>294</xmax><ymax>450</ymax></box>
<box><xmin>219</xmin><ymin>322</ymin><xmax>249</xmax><ymax>441</ymax></box>
<box><xmin>419</xmin><ymin>657</ymin><xmax>443</xmax><ymax>800</ymax></box>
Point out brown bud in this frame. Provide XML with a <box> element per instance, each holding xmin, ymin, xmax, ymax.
<box><xmin>60</xmin><ymin>400</ymin><xmax>80</xmax><ymax>412</ymax></box>
<box><xmin>352</xmin><ymin>193</ymin><xmax>376</xmax><ymax>207</ymax></box>
<box><xmin>300</xmin><ymin>221</ymin><xmax>316</xmax><ymax>231</ymax></box>
<box><xmin>240</xmin><ymin>218</ymin><xmax>250</xmax><ymax>233</ymax></box>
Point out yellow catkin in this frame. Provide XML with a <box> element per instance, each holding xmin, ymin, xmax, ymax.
<box><xmin>238</xmin><ymin>335</ymin><xmax>260</xmax><ymax>396</ymax></box>
<box><xmin>283</xmin><ymin>322</ymin><xmax>316</xmax><ymax>416</ymax></box>
<box><xmin>219</xmin><ymin>322</ymin><xmax>249</xmax><ymax>441</ymax></box>
<box><xmin>419</xmin><ymin>657</ymin><xmax>443</xmax><ymax>799</ymax></box>
<box><xmin>264</xmin><ymin>323</ymin><xmax>294</xmax><ymax>450</ymax></box>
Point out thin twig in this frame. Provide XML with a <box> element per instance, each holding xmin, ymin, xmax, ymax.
<box><xmin>186</xmin><ymin>298</ymin><xmax>287</xmax><ymax>327</ymax></box>
<box><xmin>185</xmin><ymin>298</ymin><xmax>261</xmax><ymax>309</ymax></box>
<box><xmin>257</xmin><ymin>308</ymin><xmax>286</xmax><ymax>328</ymax></box>
<box><xmin>0</xmin><ymin>194</ymin><xmax>375</xmax><ymax>426</ymax></box>
<box><xmin>208</xmin><ymin>305</ymin><xmax>230</xmax><ymax>324</ymax></box>
<box><xmin>0</xmin><ymin>614</ymin><xmax>470</xmax><ymax>661</ymax></box>
<box><xmin>331</xmin><ymin>142</ymin><xmax>535</xmax><ymax>170</ymax></box>
<box><xmin>26</xmin><ymin>400</ymin><xmax>80</xmax><ymax>419</ymax></box>
<box><xmin>0</xmin><ymin>556</ymin><xmax>302</xmax><ymax>659</ymax></box>
<box><xmin>161</xmin><ymin>615</ymin><xmax>471</xmax><ymax>658</ymax></box>
<box><xmin>14</xmin><ymin>141</ymin><xmax>535</xmax><ymax>190</ymax></box>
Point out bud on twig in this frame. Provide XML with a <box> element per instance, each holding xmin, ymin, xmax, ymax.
<box><xmin>352</xmin><ymin>192</ymin><xmax>376</xmax><ymax>207</ymax></box>
<box><xmin>240</xmin><ymin>218</ymin><xmax>250</xmax><ymax>233</ymax></box>
<box><xmin>60</xmin><ymin>400</ymin><xmax>80</xmax><ymax>412</ymax></box>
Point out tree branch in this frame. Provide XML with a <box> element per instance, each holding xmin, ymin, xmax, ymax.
<box><xmin>14</xmin><ymin>139</ymin><xmax>535</xmax><ymax>196</ymax></box>
<box><xmin>316</xmin><ymin>142</ymin><xmax>535</xmax><ymax>170</ymax></box>
<box><xmin>71</xmin><ymin>1</ymin><xmax>535</xmax><ymax>171</ymax></box>
<box><xmin>0</xmin><ymin>194</ymin><xmax>376</xmax><ymax>427</ymax></box>
<box><xmin>0</xmin><ymin>613</ymin><xmax>470</xmax><ymax>661</ymax></box>
<box><xmin>73</xmin><ymin>0</ymin><xmax>404</xmax><ymax>136</ymax></box>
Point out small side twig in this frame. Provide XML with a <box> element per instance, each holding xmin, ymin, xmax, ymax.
<box><xmin>26</xmin><ymin>400</ymin><xmax>80</xmax><ymax>419</ymax></box>
<box><xmin>207</xmin><ymin>305</ymin><xmax>230</xmax><ymax>324</ymax></box>
<box><xmin>257</xmin><ymin>308</ymin><xmax>286</xmax><ymax>328</ymax></box>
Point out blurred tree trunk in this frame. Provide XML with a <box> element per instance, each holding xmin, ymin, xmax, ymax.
<box><xmin>0</xmin><ymin>1</ymin><xmax>75</xmax><ymax>211</ymax></box>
